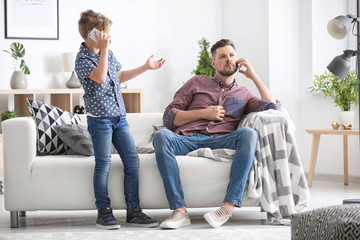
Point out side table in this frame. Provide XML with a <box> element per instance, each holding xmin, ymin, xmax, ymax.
<box><xmin>305</xmin><ymin>129</ymin><xmax>359</xmax><ymax>187</ymax></box>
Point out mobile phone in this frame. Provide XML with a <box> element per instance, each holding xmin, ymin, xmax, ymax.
<box><xmin>88</xmin><ymin>28</ymin><xmax>111</xmax><ymax>44</ymax></box>
<box><xmin>235</xmin><ymin>63</ymin><xmax>239</xmax><ymax>72</ymax></box>
<box><xmin>88</xmin><ymin>28</ymin><xmax>100</xmax><ymax>43</ymax></box>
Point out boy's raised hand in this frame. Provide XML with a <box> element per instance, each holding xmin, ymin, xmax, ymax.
<box><xmin>146</xmin><ymin>55</ymin><xmax>166</xmax><ymax>70</ymax></box>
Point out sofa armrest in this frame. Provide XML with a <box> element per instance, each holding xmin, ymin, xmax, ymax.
<box><xmin>2</xmin><ymin>117</ymin><xmax>37</xmax><ymax>209</ymax></box>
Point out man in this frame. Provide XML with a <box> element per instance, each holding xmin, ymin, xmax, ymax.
<box><xmin>153</xmin><ymin>39</ymin><xmax>280</xmax><ymax>229</ymax></box>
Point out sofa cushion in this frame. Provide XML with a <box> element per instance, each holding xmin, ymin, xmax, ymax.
<box><xmin>27</xmin><ymin>98</ymin><xmax>81</xmax><ymax>154</ymax></box>
<box><xmin>54</xmin><ymin>124</ymin><xmax>93</xmax><ymax>156</ymax></box>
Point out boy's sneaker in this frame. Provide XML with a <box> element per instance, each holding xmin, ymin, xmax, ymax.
<box><xmin>126</xmin><ymin>206</ymin><xmax>159</xmax><ymax>228</ymax></box>
<box><xmin>204</xmin><ymin>205</ymin><xmax>232</xmax><ymax>228</ymax></box>
<box><xmin>96</xmin><ymin>207</ymin><xmax>121</xmax><ymax>230</ymax></box>
<box><xmin>160</xmin><ymin>209</ymin><xmax>191</xmax><ymax>229</ymax></box>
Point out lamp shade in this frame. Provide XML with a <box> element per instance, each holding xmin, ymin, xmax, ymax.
<box><xmin>62</xmin><ymin>52</ymin><xmax>77</xmax><ymax>72</ymax></box>
<box><xmin>327</xmin><ymin>50</ymin><xmax>354</xmax><ymax>78</ymax></box>
<box><xmin>327</xmin><ymin>15</ymin><xmax>353</xmax><ymax>39</ymax></box>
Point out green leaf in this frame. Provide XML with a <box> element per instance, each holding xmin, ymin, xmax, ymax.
<box><xmin>10</xmin><ymin>42</ymin><xmax>25</xmax><ymax>58</ymax></box>
<box><xmin>20</xmin><ymin>59</ymin><xmax>30</xmax><ymax>75</ymax></box>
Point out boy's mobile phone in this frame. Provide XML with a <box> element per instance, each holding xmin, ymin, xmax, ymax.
<box><xmin>88</xmin><ymin>28</ymin><xmax>111</xmax><ymax>44</ymax></box>
<box><xmin>88</xmin><ymin>28</ymin><xmax>100</xmax><ymax>43</ymax></box>
<box><xmin>235</xmin><ymin>63</ymin><xmax>239</xmax><ymax>72</ymax></box>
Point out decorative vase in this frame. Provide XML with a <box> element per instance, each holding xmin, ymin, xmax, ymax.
<box><xmin>66</xmin><ymin>71</ymin><xmax>81</xmax><ymax>88</ymax></box>
<box><xmin>10</xmin><ymin>71</ymin><xmax>27</xmax><ymax>89</ymax></box>
<box><xmin>338</xmin><ymin>111</ymin><xmax>355</xmax><ymax>129</ymax></box>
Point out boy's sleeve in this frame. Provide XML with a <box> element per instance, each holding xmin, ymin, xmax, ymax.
<box><xmin>111</xmin><ymin>51</ymin><xmax>122</xmax><ymax>72</ymax></box>
<box><xmin>75</xmin><ymin>56</ymin><xmax>97</xmax><ymax>80</ymax></box>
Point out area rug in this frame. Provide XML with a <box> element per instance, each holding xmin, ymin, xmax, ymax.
<box><xmin>0</xmin><ymin>227</ymin><xmax>290</xmax><ymax>240</ymax></box>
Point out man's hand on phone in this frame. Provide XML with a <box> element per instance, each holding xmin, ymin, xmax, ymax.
<box><xmin>236</xmin><ymin>58</ymin><xmax>256</xmax><ymax>79</ymax></box>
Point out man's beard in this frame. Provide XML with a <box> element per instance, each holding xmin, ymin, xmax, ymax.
<box><xmin>218</xmin><ymin>64</ymin><xmax>238</xmax><ymax>77</ymax></box>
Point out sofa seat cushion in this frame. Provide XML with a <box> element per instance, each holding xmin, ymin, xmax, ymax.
<box><xmin>14</xmin><ymin>153</ymin><xmax>254</xmax><ymax>211</ymax></box>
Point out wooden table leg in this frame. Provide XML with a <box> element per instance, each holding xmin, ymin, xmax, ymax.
<box><xmin>308</xmin><ymin>134</ymin><xmax>321</xmax><ymax>187</ymax></box>
<box><xmin>343</xmin><ymin>135</ymin><xmax>348</xmax><ymax>185</ymax></box>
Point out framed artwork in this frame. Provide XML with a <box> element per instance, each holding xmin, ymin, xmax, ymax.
<box><xmin>4</xmin><ymin>0</ymin><xmax>59</xmax><ymax>40</ymax></box>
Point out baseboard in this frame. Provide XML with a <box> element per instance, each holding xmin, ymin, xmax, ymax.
<box><xmin>305</xmin><ymin>172</ymin><xmax>360</xmax><ymax>184</ymax></box>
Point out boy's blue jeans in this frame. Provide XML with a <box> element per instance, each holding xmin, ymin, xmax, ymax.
<box><xmin>87</xmin><ymin>116</ymin><xmax>140</xmax><ymax>210</ymax></box>
<box><xmin>153</xmin><ymin>127</ymin><xmax>257</xmax><ymax>210</ymax></box>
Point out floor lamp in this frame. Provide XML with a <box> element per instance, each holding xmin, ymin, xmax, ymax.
<box><xmin>327</xmin><ymin>2</ymin><xmax>360</xmax><ymax>204</ymax></box>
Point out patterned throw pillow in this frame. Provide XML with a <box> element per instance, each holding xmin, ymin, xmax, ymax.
<box><xmin>54</xmin><ymin>124</ymin><xmax>93</xmax><ymax>156</ymax></box>
<box><xmin>27</xmin><ymin>98</ymin><xmax>81</xmax><ymax>154</ymax></box>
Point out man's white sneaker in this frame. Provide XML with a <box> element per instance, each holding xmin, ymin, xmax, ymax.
<box><xmin>160</xmin><ymin>209</ymin><xmax>191</xmax><ymax>229</ymax></box>
<box><xmin>204</xmin><ymin>205</ymin><xmax>232</xmax><ymax>228</ymax></box>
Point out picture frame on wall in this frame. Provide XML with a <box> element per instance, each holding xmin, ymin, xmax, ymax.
<box><xmin>4</xmin><ymin>0</ymin><xmax>59</xmax><ymax>40</ymax></box>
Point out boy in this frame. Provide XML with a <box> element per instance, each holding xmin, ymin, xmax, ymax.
<box><xmin>75</xmin><ymin>9</ymin><xmax>165</xmax><ymax>230</ymax></box>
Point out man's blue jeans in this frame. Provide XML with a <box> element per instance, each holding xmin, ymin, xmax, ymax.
<box><xmin>153</xmin><ymin>127</ymin><xmax>257</xmax><ymax>210</ymax></box>
<box><xmin>87</xmin><ymin>116</ymin><xmax>140</xmax><ymax>210</ymax></box>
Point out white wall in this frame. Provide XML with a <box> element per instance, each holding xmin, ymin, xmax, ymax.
<box><xmin>268</xmin><ymin>0</ymin><xmax>301</xmax><ymax>131</ymax></box>
<box><xmin>0</xmin><ymin>0</ymin><xmax>359</xmax><ymax>178</ymax></box>
<box><xmin>222</xmin><ymin>0</ymin><xmax>269</xmax><ymax>95</ymax></box>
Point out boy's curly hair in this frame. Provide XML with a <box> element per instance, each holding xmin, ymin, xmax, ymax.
<box><xmin>78</xmin><ymin>10</ymin><xmax>112</xmax><ymax>39</ymax></box>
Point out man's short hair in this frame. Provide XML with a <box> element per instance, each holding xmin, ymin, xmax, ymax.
<box><xmin>78</xmin><ymin>10</ymin><xmax>112</xmax><ymax>40</ymax></box>
<box><xmin>210</xmin><ymin>39</ymin><xmax>236</xmax><ymax>58</ymax></box>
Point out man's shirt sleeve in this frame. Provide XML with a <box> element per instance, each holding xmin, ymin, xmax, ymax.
<box><xmin>245</xmin><ymin>89</ymin><xmax>282</xmax><ymax>114</ymax></box>
<box><xmin>261</xmin><ymin>100</ymin><xmax>282</xmax><ymax>110</ymax></box>
<box><xmin>163</xmin><ymin>79</ymin><xmax>195</xmax><ymax>131</ymax></box>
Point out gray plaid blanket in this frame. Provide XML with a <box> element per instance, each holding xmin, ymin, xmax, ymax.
<box><xmin>187</xmin><ymin>110</ymin><xmax>310</xmax><ymax>225</ymax></box>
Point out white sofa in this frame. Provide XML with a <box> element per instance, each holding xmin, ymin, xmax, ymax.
<box><xmin>3</xmin><ymin>112</ymin><xmax>309</xmax><ymax>228</ymax></box>
<box><xmin>2</xmin><ymin>113</ymin><xmax>259</xmax><ymax>228</ymax></box>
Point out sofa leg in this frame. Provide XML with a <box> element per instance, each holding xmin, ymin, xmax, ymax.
<box><xmin>19</xmin><ymin>211</ymin><xmax>26</xmax><ymax>217</ymax></box>
<box><xmin>10</xmin><ymin>211</ymin><xmax>19</xmax><ymax>228</ymax></box>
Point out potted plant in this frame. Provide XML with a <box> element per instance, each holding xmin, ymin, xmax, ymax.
<box><xmin>0</xmin><ymin>110</ymin><xmax>18</xmax><ymax>134</ymax></box>
<box><xmin>1</xmin><ymin>110</ymin><xmax>17</xmax><ymax>122</ymax></box>
<box><xmin>309</xmin><ymin>70</ymin><xmax>359</xmax><ymax>129</ymax></box>
<box><xmin>3</xmin><ymin>42</ymin><xmax>30</xmax><ymax>89</ymax></box>
<box><xmin>191</xmin><ymin>37</ymin><xmax>215</xmax><ymax>78</ymax></box>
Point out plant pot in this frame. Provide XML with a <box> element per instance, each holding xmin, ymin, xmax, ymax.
<box><xmin>10</xmin><ymin>71</ymin><xmax>27</xmax><ymax>89</ymax></box>
<box><xmin>338</xmin><ymin>111</ymin><xmax>355</xmax><ymax>129</ymax></box>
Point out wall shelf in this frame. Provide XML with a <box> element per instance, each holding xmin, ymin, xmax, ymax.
<box><xmin>0</xmin><ymin>88</ymin><xmax>144</xmax><ymax>116</ymax></box>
